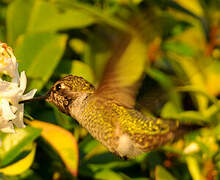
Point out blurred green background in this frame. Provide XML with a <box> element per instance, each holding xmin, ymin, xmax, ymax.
<box><xmin>0</xmin><ymin>0</ymin><xmax>220</xmax><ymax>179</ymax></box>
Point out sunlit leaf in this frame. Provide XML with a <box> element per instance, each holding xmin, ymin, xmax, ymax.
<box><xmin>186</xmin><ymin>156</ymin><xmax>203</xmax><ymax>180</ymax></box>
<box><xmin>30</xmin><ymin>120</ymin><xmax>78</xmax><ymax>177</ymax></box>
<box><xmin>79</xmin><ymin>136</ymin><xmax>99</xmax><ymax>158</ymax></box>
<box><xmin>15</xmin><ymin>33</ymin><xmax>67</xmax><ymax>90</ymax></box>
<box><xmin>94</xmin><ymin>169</ymin><xmax>124</xmax><ymax>180</ymax></box>
<box><xmin>55</xmin><ymin>60</ymin><xmax>95</xmax><ymax>84</ymax></box>
<box><xmin>6</xmin><ymin>0</ymin><xmax>35</xmax><ymax>45</ymax></box>
<box><xmin>6</xmin><ymin>0</ymin><xmax>95</xmax><ymax>45</ymax></box>
<box><xmin>55</xmin><ymin>0</ymin><xmax>132</xmax><ymax>33</ymax></box>
<box><xmin>70</xmin><ymin>60</ymin><xmax>94</xmax><ymax>84</ymax></box>
<box><xmin>172</xmin><ymin>0</ymin><xmax>204</xmax><ymax>17</ymax></box>
<box><xmin>163</xmin><ymin>42</ymin><xmax>195</xmax><ymax>56</ymax></box>
<box><xmin>0</xmin><ymin>143</ymin><xmax>36</xmax><ymax>176</ymax></box>
<box><xmin>69</xmin><ymin>39</ymin><xmax>86</xmax><ymax>54</ymax></box>
<box><xmin>167</xmin><ymin>26</ymin><xmax>206</xmax><ymax>52</ymax></box>
<box><xmin>155</xmin><ymin>165</ymin><xmax>176</xmax><ymax>180</ymax></box>
<box><xmin>168</xmin><ymin>52</ymin><xmax>208</xmax><ymax>112</ymax></box>
<box><xmin>161</xmin><ymin>101</ymin><xmax>181</xmax><ymax>119</ymax></box>
<box><xmin>84</xmin><ymin>143</ymin><xmax>108</xmax><ymax>160</ymax></box>
<box><xmin>205</xmin><ymin>61</ymin><xmax>220</xmax><ymax>96</ymax></box>
<box><xmin>177</xmin><ymin>111</ymin><xmax>206</xmax><ymax>123</ymax></box>
<box><xmin>27</xmin><ymin>1</ymin><xmax>95</xmax><ymax>33</ymax></box>
<box><xmin>0</xmin><ymin>127</ymin><xmax>41</xmax><ymax>167</ymax></box>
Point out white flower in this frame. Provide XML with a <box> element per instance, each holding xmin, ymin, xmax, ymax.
<box><xmin>0</xmin><ymin>43</ymin><xmax>19</xmax><ymax>83</ymax></box>
<box><xmin>0</xmin><ymin>42</ymin><xmax>37</xmax><ymax>133</ymax></box>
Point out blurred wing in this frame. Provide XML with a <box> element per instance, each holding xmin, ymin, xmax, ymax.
<box><xmin>95</xmin><ymin>34</ymin><xmax>148</xmax><ymax>108</ymax></box>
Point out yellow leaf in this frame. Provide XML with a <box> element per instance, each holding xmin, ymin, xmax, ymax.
<box><xmin>205</xmin><ymin>61</ymin><xmax>220</xmax><ymax>96</ymax></box>
<box><xmin>30</xmin><ymin>120</ymin><xmax>78</xmax><ymax>177</ymax></box>
<box><xmin>171</xmin><ymin>26</ymin><xmax>206</xmax><ymax>52</ymax></box>
<box><xmin>0</xmin><ymin>143</ymin><xmax>36</xmax><ymax>176</ymax></box>
<box><xmin>71</xmin><ymin>60</ymin><xmax>94</xmax><ymax>84</ymax></box>
<box><xmin>186</xmin><ymin>156</ymin><xmax>204</xmax><ymax>180</ymax></box>
<box><xmin>173</xmin><ymin>0</ymin><xmax>203</xmax><ymax>16</ymax></box>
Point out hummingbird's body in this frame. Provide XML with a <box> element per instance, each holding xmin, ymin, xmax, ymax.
<box><xmin>47</xmin><ymin>75</ymin><xmax>179</xmax><ymax>158</ymax></box>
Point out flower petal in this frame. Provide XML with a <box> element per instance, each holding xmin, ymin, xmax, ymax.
<box><xmin>0</xmin><ymin>121</ymin><xmax>15</xmax><ymax>133</ymax></box>
<box><xmin>1</xmin><ymin>99</ymin><xmax>16</xmax><ymax>120</ymax></box>
<box><xmin>19</xmin><ymin>71</ymin><xmax>27</xmax><ymax>93</ymax></box>
<box><xmin>13</xmin><ymin>104</ymin><xmax>25</xmax><ymax>128</ymax></box>
<box><xmin>10</xmin><ymin>106</ymin><xmax>17</xmax><ymax>113</ymax></box>
<box><xmin>0</xmin><ymin>80</ymin><xmax>21</xmax><ymax>98</ymax></box>
<box><xmin>21</xmin><ymin>89</ymin><xmax>37</xmax><ymax>101</ymax></box>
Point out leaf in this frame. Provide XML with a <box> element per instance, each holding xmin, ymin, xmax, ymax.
<box><xmin>15</xmin><ymin>33</ymin><xmax>67</xmax><ymax>90</ymax></box>
<box><xmin>172</xmin><ymin>0</ymin><xmax>204</xmax><ymax>17</ymax></box>
<box><xmin>168</xmin><ymin>53</ymin><xmax>208</xmax><ymax>112</ymax></box>
<box><xmin>69</xmin><ymin>38</ymin><xmax>86</xmax><ymax>54</ymax></box>
<box><xmin>55</xmin><ymin>0</ymin><xmax>132</xmax><ymax>33</ymax></box>
<box><xmin>161</xmin><ymin>101</ymin><xmax>181</xmax><ymax>119</ymax></box>
<box><xmin>79</xmin><ymin>136</ymin><xmax>99</xmax><ymax>158</ymax></box>
<box><xmin>0</xmin><ymin>126</ymin><xmax>41</xmax><ymax>166</ymax></box>
<box><xmin>94</xmin><ymin>169</ymin><xmax>124</xmax><ymax>180</ymax></box>
<box><xmin>70</xmin><ymin>60</ymin><xmax>94</xmax><ymax>84</ymax></box>
<box><xmin>185</xmin><ymin>156</ymin><xmax>202</xmax><ymax>180</ymax></box>
<box><xmin>163</xmin><ymin>42</ymin><xmax>195</xmax><ymax>56</ymax></box>
<box><xmin>0</xmin><ymin>143</ymin><xmax>36</xmax><ymax>176</ymax></box>
<box><xmin>155</xmin><ymin>165</ymin><xmax>176</xmax><ymax>180</ymax></box>
<box><xmin>29</xmin><ymin>120</ymin><xmax>78</xmax><ymax>177</ymax></box>
<box><xmin>6</xmin><ymin>0</ymin><xmax>95</xmax><ymax>45</ymax></box>
<box><xmin>55</xmin><ymin>60</ymin><xmax>95</xmax><ymax>84</ymax></box>
<box><xmin>147</xmin><ymin>68</ymin><xmax>182</xmax><ymax>111</ymax></box>
<box><xmin>27</xmin><ymin>1</ymin><xmax>95</xmax><ymax>33</ymax></box>
<box><xmin>161</xmin><ymin>101</ymin><xmax>208</xmax><ymax>123</ymax></box>
<box><xmin>6</xmin><ymin>0</ymin><xmax>35</xmax><ymax>45</ymax></box>
<box><xmin>205</xmin><ymin>61</ymin><xmax>220</xmax><ymax>96</ymax></box>
<box><xmin>178</xmin><ymin>111</ymin><xmax>207</xmax><ymax>123</ymax></box>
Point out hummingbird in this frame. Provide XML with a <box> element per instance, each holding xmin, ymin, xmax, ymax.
<box><xmin>21</xmin><ymin>34</ymin><xmax>201</xmax><ymax>158</ymax></box>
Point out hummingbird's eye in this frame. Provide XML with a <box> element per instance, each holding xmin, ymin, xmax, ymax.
<box><xmin>55</xmin><ymin>84</ymin><xmax>62</xmax><ymax>91</ymax></box>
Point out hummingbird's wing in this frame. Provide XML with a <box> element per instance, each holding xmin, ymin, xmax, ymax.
<box><xmin>95</xmin><ymin>33</ymin><xmax>148</xmax><ymax>108</ymax></box>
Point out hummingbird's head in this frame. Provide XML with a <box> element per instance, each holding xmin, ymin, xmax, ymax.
<box><xmin>46</xmin><ymin>75</ymin><xmax>95</xmax><ymax>115</ymax></box>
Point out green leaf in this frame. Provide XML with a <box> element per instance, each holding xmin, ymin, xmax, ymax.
<box><xmin>178</xmin><ymin>111</ymin><xmax>206</xmax><ymax>123</ymax></box>
<box><xmin>94</xmin><ymin>169</ymin><xmax>124</xmax><ymax>180</ymax></box>
<box><xmin>79</xmin><ymin>136</ymin><xmax>100</xmax><ymax>158</ymax></box>
<box><xmin>70</xmin><ymin>60</ymin><xmax>94</xmax><ymax>83</ymax></box>
<box><xmin>15</xmin><ymin>32</ymin><xmax>67</xmax><ymax>90</ymax></box>
<box><xmin>0</xmin><ymin>126</ymin><xmax>41</xmax><ymax>166</ymax></box>
<box><xmin>0</xmin><ymin>143</ymin><xmax>36</xmax><ymax>176</ymax></box>
<box><xmin>161</xmin><ymin>101</ymin><xmax>181</xmax><ymax>119</ymax></box>
<box><xmin>55</xmin><ymin>60</ymin><xmax>94</xmax><ymax>84</ymax></box>
<box><xmin>155</xmin><ymin>166</ymin><xmax>176</xmax><ymax>180</ymax></box>
<box><xmin>147</xmin><ymin>68</ymin><xmax>173</xmax><ymax>90</ymax></box>
<box><xmin>6</xmin><ymin>0</ymin><xmax>95</xmax><ymax>45</ymax></box>
<box><xmin>6</xmin><ymin>0</ymin><xmax>35</xmax><ymax>45</ymax></box>
<box><xmin>30</xmin><ymin>120</ymin><xmax>79</xmax><ymax>177</ymax></box>
<box><xmin>27</xmin><ymin>1</ymin><xmax>95</xmax><ymax>33</ymax></box>
<box><xmin>55</xmin><ymin>0</ymin><xmax>133</xmax><ymax>33</ymax></box>
<box><xmin>163</xmin><ymin>42</ymin><xmax>195</xmax><ymax>56</ymax></box>
<box><xmin>147</xmin><ymin>68</ymin><xmax>182</xmax><ymax>109</ymax></box>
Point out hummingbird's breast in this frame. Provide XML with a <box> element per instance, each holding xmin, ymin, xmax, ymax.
<box><xmin>75</xmin><ymin>97</ymin><xmax>121</xmax><ymax>154</ymax></box>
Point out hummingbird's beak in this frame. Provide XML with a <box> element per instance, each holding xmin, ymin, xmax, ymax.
<box><xmin>19</xmin><ymin>94</ymin><xmax>49</xmax><ymax>104</ymax></box>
